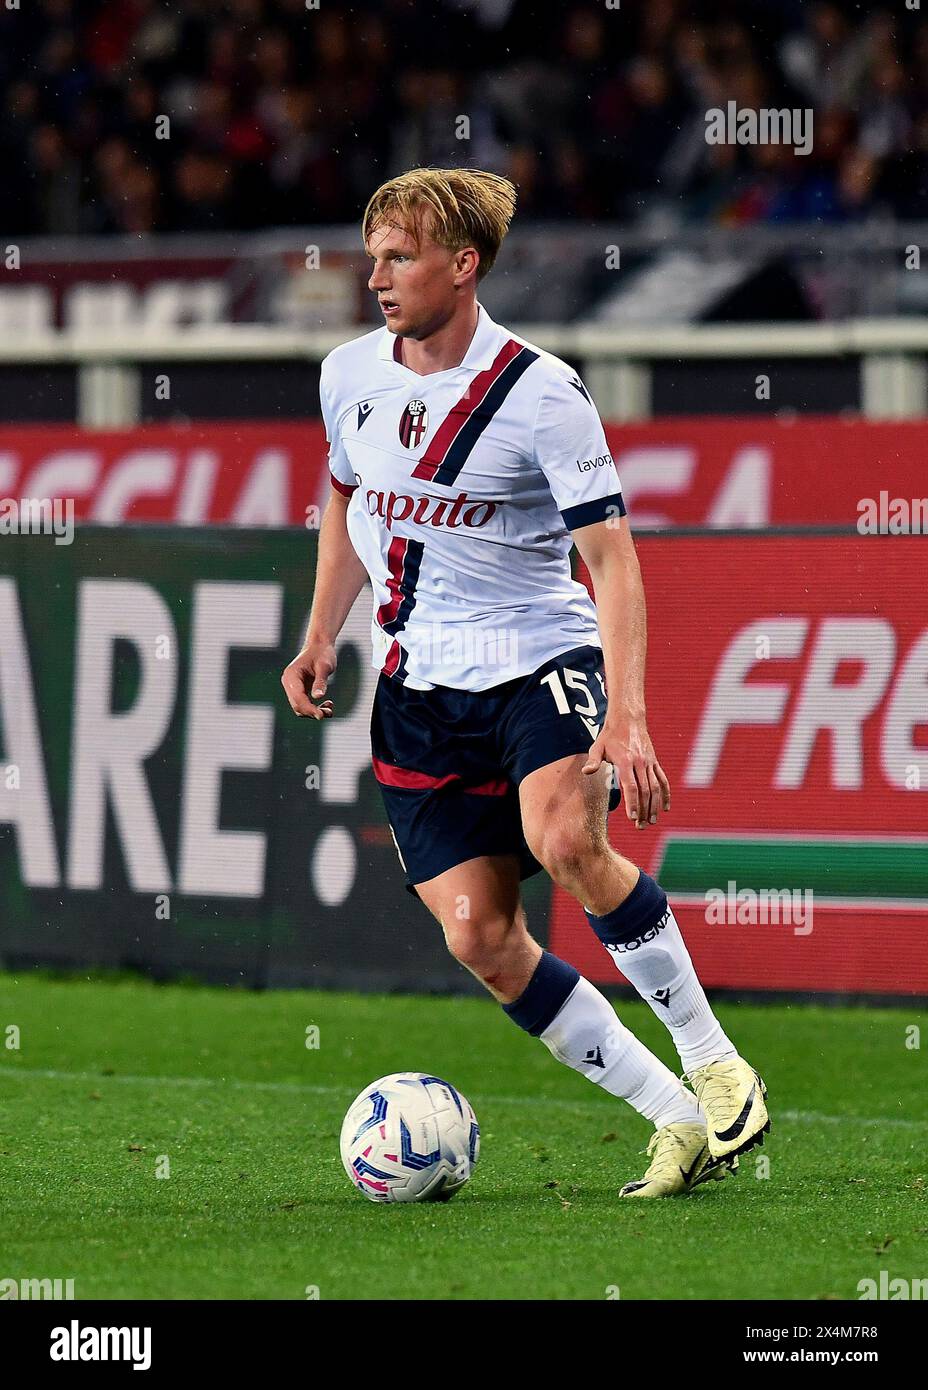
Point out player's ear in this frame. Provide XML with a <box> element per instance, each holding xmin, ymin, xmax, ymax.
<box><xmin>453</xmin><ymin>246</ymin><xmax>480</xmax><ymax>285</ymax></box>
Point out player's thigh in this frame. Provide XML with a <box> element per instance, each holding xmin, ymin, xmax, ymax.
<box><xmin>416</xmin><ymin>852</ymin><xmax>523</xmax><ymax>931</ymax></box>
<box><xmin>415</xmin><ymin>853</ymin><xmax>526</xmax><ymax>956</ymax></box>
<box><xmin>500</xmin><ymin>647</ymin><xmax>620</xmax><ymax>847</ymax></box>
<box><xmin>519</xmin><ymin>752</ymin><xmax>614</xmax><ymax>872</ymax></box>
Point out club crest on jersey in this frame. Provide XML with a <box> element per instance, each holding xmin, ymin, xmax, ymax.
<box><xmin>399</xmin><ymin>399</ymin><xmax>429</xmax><ymax>449</ymax></box>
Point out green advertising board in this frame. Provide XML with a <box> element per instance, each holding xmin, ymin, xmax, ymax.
<box><xmin>0</xmin><ymin>528</ymin><xmax>551</xmax><ymax>989</ymax></box>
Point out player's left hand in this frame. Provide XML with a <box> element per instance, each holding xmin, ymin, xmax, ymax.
<box><xmin>582</xmin><ymin>717</ymin><xmax>671</xmax><ymax>830</ymax></box>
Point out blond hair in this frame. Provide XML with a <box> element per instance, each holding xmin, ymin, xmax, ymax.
<box><xmin>362</xmin><ymin>167</ymin><xmax>517</xmax><ymax>280</ymax></box>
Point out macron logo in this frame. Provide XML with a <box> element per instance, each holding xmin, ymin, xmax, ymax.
<box><xmin>357</xmin><ymin>402</ymin><xmax>373</xmax><ymax>430</ymax></box>
<box><xmin>50</xmin><ymin>1320</ymin><xmax>151</xmax><ymax>1371</ymax></box>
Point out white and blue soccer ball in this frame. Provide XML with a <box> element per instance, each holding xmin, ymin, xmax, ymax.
<box><xmin>339</xmin><ymin>1072</ymin><xmax>480</xmax><ymax>1203</ymax></box>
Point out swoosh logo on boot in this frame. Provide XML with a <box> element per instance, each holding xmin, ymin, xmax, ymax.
<box><xmin>679</xmin><ymin>1144</ymin><xmax>708</xmax><ymax>1185</ymax></box>
<box><xmin>713</xmin><ymin>1083</ymin><xmax>756</xmax><ymax>1143</ymax></box>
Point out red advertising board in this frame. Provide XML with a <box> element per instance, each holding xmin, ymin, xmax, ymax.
<box><xmin>605</xmin><ymin>417</ymin><xmax>928</xmax><ymax>528</ymax></box>
<box><xmin>0</xmin><ymin>417</ymin><xmax>926</xmax><ymax>527</ymax></box>
<box><xmin>552</xmin><ymin>534</ymin><xmax>928</xmax><ymax>995</ymax></box>
<box><xmin>0</xmin><ymin>422</ymin><xmax>324</xmax><ymax>525</ymax></box>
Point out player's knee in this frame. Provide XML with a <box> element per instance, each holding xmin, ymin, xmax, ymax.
<box><xmin>442</xmin><ymin>915</ymin><xmax>513</xmax><ymax>976</ymax></box>
<box><xmin>530</xmin><ymin>825</ymin><xmax>591</xmax><ymax>889</ymax></box>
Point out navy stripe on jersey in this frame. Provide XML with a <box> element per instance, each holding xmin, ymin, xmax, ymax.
<box><xmin>378</xmin><ymin>536</ymin><xmax>424</xmax><ymax>637</ymax></box>
<box><xmin>426</xmin><ymin>346</ymin><xmax>539</xmax><ymax>488</ymax></box>
<box><xmin>413</xmin><ymin>339</ymin><xmax>525</xmax><ymax>484</ymax></box>
<box><xmin>376</xmin><ymin>535</ymin><xmax>423</xmax><ymax>683</ymax></box>
<box><xmin>383</xmin><ymin>635</ymin><xmax>411</xmax><ymax>682</ymax></box>
<box><xmin>393</xmin><ymin>643</ymin><xmax>410</xmax><ymax>682</ymax></box>
<box><xmin>560</xmin><ymin>491</ymin><xmax>626</xmax><ymax>532</ymax></box>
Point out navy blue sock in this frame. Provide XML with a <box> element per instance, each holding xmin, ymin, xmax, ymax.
<box><xmin>584</xmin><ymin>870</ymin><xmax>669</xmax><ymax>948</ymax></box>
<box><xmin>502</xmin><ymin>951</ymin><xmax>579</xmax><ymax>1037</ymax></box>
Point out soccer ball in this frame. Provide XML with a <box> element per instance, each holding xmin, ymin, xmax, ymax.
<box><xmin>339</xmin><ymin>1072</ymin><xmax>480</xmax><ymax>1203</ymax></box>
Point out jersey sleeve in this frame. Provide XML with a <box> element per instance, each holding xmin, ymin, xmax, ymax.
<box><xmin>319</xmin><ymin>356</ymin><xmax>358</xmax><ymax>497</ymax></box>
<box><xmin>531</xmin><ymin>372</ymin><xmax>625</xmax><ymax>531</ymax></box>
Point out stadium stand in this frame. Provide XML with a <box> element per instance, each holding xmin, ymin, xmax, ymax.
<box><xmin>1</xmin><ymin>0</ymin><xmax>926</xmax><ymax>236</ymax></box>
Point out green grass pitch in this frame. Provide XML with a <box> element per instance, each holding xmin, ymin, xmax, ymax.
<box><xmin>1</xmin><ymin>972</ymin><xmax>925</xmax><ymax>1300</ymax></box>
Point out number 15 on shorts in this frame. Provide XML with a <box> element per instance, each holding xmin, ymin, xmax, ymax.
<box><xmin>540</xmin><ymin>665</ymin><xmax>606</xmax><ymax>725</ymax></box>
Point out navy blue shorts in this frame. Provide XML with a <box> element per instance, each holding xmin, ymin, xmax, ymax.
<box><xmin>370</xmin><ymin>644</ymin><xmax>620</xmax><ymax>895</ymax></box>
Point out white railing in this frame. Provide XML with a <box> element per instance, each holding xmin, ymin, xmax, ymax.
<box><xmin>1</xmin><ymin>318</ymin><xmax>927</xmax><ymax>424</ymax></box>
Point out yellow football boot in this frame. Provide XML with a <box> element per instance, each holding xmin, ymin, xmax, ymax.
<box><xmin>619</xmin><ymin>1121</ymin><xmax>736</xmax><ymax>1198</ymax></box>
<box><xmin>688</xmin><ymin>1057</ymin><xmax>770</xmax><ymax>1160</ymax></box>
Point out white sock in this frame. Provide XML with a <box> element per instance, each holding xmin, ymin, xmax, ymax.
<box><xmin>607</xmin><ymin>907</ymin><xmax>738</xmax><ymax>1075</ymax></box>
<box><xmin>539</xmin><ymin>976</ymin><xmax>703</xmax><ymax>1128</ymax></box>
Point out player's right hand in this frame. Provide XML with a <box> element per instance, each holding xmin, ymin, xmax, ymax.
<box><xmin>281</xmin><ymin>642</ymin><xmax>337</xmax><ymax>720</ymax></box>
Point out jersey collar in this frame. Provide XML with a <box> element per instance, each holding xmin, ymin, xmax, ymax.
<box><xmin>376</xmin><ymin>303</ymin><xmax>505</xmax><ymax>374</ymax></box>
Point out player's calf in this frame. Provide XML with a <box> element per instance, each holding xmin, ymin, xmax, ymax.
<box><xmin>416</xmin><ymin>853</ymin><xmax>540</xmax><ymax>1003</ymax></box>
<box><xmin>440</xmin><ymin>907</ymin><xmax>540</xmax><ymax>1002</ymax></box>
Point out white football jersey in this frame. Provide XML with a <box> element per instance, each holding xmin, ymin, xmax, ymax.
<box><xmin>320</xmin><ymin>304</ymin><xmax>625</xmax><ymax>691</ymax></box>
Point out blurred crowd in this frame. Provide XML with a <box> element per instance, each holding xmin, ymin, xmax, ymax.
<box><xmin>1</xmin><ymin>0</ymin><xmax>927</xmax><ymax>236</ymax></box>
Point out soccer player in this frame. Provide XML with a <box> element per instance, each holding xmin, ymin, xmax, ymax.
<box><xmin>282</xmin><ymin>168</ymin><xmax>770</xmax><ymax>1196</ymax></box>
